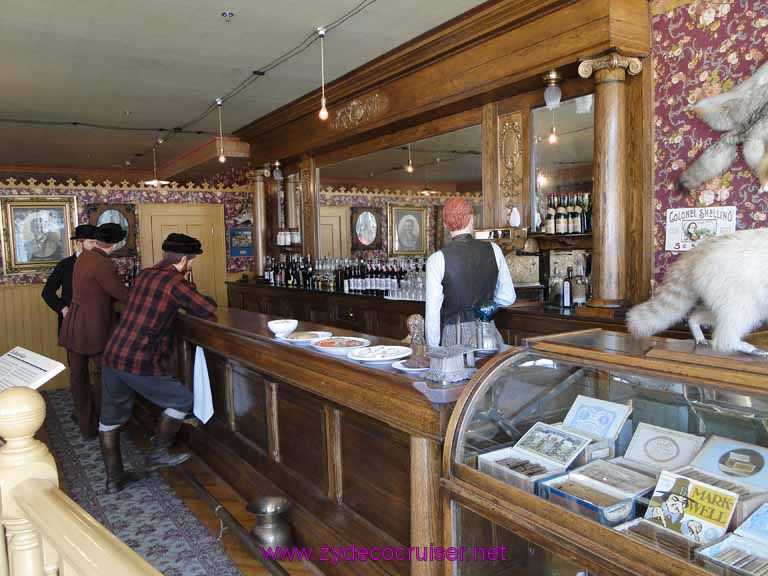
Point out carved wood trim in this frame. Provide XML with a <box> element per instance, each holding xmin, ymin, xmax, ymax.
<box><xmin>497</xmin><ymin>111</ymin><xmax>524</xmax><ymax>225</ymax></box>
<box><xmin>299</xmin><ymin>157</ymin><xmax>317</xmax><ymax>259</ymax></box>
<box><xmin>330</xmin><ymin>93</ymin><xmax>389</xmax><ymax>131</ymax></box>
<box><xmin>224</xmin><ymin>362</ymin><xmax>236</xmax><ymax>432</ymax></box>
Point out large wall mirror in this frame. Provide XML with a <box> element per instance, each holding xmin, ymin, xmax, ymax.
<box><xmin>531</xmin><ymin>94</ymin><xmax>594</xmax><ymax>232</ymax></box>
<box><xmin>317</xmin><ymin>125</ymin><xmax>482</xmax><ymax>260</ymax></box>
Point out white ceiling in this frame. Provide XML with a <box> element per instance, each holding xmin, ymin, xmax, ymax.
<box><xmin>0</xmin><ymin>0</ymin><xmax>485</xmax><ymax>172</ymax></box>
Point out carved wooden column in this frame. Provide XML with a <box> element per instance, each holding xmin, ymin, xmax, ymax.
<box><xmin>246</xmin><ymin>168</ymin><xmax>270</xmax><ymax>277</ymax></box>
<box><xmin>579</xmin><ymin>52</ymin><xmax>642</xmax><ymax>308</ymax></box>
<box><xmin>285</xmin><ymin>173</ymin><xmax>298</xmax><ymax>229</ymax></box>
<box><xmin>299</xmin><ymin>157</ymin><xmax>318</xmax><ymax>259</ymax></box>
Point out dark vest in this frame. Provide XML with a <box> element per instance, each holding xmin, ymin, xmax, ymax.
<box><xmin>440</xmin><ymin>234</ymin><xmax>498</xmax><ymax>325</ymax></box>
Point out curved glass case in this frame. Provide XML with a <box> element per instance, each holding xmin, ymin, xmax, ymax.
<box><xmin>444</xmin><ymin>330</ymin><xmax>768</xmax><ymax>576</ymax></box>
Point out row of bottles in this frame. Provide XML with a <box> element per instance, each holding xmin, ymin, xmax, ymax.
<box><xmin>264</xmin><ymin>255</ymin><xmax>426</xmax><ymax>298</ymax></box>
<box><xmin>544</xmin><ymin>193</ymin><xmax>592</xmax><ymax>235</ymax></box>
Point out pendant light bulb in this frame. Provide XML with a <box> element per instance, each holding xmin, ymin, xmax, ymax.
<box><xmin>542</xmin><ymin>70</ymin><xmax>563</xmax><ymax>111</ymax></box>
<box><xmin>405</xmin><ymin>144</ymin><xmax>414</xmax><ymax>173</ymax></box>
<box><xmin>548</xmin><ymin>126</ymin><xmax>558</xmax><ymax>145</ymax></box>
<box><xmin>318</xmin><ymin>28</ymin><xmax>329</xmax><ymax>122</ymax></box>
<box><xmin>216</xmin><ymin>97</ymin><xmax>227</xmax><ymax>163</ymax></box>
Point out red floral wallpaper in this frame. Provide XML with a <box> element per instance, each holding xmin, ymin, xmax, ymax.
<box><xmin>0</xmin><ymin>181</ymin><xmax>252</xmax><ymax>286</ymax></box>
<box><xmin>652</xmin><ymin>0</ymin><xmax>768</xmax><ymax>279</ymax></box>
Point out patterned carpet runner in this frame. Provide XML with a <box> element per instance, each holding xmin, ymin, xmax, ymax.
<box><xmin>42</xmin><ymin>390</ymin><xmax>241</xmax><ymax>576</ymax></box>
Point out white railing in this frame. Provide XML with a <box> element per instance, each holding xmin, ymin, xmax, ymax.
<box><xmin>0</xmin><ymin>387</ymin><xmax>160</xmax><ymax>576</ymax></box>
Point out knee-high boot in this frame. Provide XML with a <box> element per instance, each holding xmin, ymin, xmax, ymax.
<box><xmin>99</xmin><ymin>429</ymin><xmax>144</xmax><ymax>493</ymax></box>
<box><xmin>145</xmin><ymin>413</ymin><xmax>191</xmax><ymax>471</ymax></box>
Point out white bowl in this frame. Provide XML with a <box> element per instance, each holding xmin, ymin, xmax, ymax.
<box><xmin>267</xmin><ymin>319</ymin><xmax>298</xmax><ymax>337</ymax></box>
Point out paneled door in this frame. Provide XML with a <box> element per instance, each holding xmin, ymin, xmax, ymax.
<box><xmin>138</xmin><ymin>204</ymin><xmax>227</xmax><ymax>305</ymax></box>
<box><xmin>319</xmin><ymin>206</ymin><xmax>350</xmax><ymax>259</ymax></box>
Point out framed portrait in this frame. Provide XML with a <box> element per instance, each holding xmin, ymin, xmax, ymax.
<box><xmin>229</xmin><ymin>227</ymin><xmax>254</xmax><ymax>257</ymax></box>
<box><xmin>87</xmin><ymin>203</ymin><xmax>137</xmax><ymax>257</ymax></box>
<box><xmin>350</xmin><ymin>207</ymin><xmax>382</xmax><ymax>251</ymax></box>
<box><xmin>388</xmin><ymin>204</ymin><xmax>428</xmax><ymax>256</ymax></box>
<box><xmin>0</xmin><ymin>196</ymin><xmax>78</xmax><ymax>274</ymax></box>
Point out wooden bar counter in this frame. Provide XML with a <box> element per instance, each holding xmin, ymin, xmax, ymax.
<box><xmin>146</xmin><ymin>307</ymin><xmax>457</xmax><ymax>576</ymax></box>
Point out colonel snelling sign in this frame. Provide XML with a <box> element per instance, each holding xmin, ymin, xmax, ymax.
<box><xmin>665</xmin><ymin>206</ymin><xmax>736</xmax><ymax>252</ymax></box>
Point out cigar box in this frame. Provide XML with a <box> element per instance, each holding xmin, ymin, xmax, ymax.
<box><xmin>477</xmin><ymin>422</ymin><xmax>590</xmax><ymax>495</ymax></box>
<box><xmin>676</xmin><ymin>436</ymin><xmax>768</xmax><ymax>526</ymax></box>
<box><xmin>610</xmin><ymin>423</ymin><xmax>705</xmax><ymax>478</ymax></box>
<box><xmin>615</xmin><ymin>518</ymin><xmax>701</xmax><ymax>562</ymax></box>
<box><xmin>556</xmin><ymin>395</ymin><xmax>633</xmax><ymax>465</ymax></box>
<box><xmin>697</xmin><ymin>504</ymin><xmax>768</xmax><ymax>576</ymax></box>
<box><xmin>541</xmin><ymin>459</ymin><xmax>655</xmax><ymax>526</ymax></box>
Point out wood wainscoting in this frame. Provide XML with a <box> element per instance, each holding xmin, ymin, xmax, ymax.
<box><xmin>0</xmin><ymin>284</ymin><xmax>68</xmax><ymax>389</ymax></box>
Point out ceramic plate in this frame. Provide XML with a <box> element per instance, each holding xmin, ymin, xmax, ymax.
<box><xmin>279</xmin><ymin>330</ymin><xmax>332</xmax><ymax>344</ymax></box>
<box><xmin>392</xmin><ymin>359</ymin><xmax>429</xmax><ymax>373</ymax></box>
<box><xmin>310</xmin><ymin>337</ymin><xmax>371</xmax><ymax>356</ymax></box>
<box><xmin>348</xmin><ymin>345</ymin><xmax>412</xmax><ymax>364</ymax></box>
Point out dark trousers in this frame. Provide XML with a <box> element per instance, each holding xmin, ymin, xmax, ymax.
<box><xmin>101</xmin><ymin>366</ymin><xmax>193</xmax><ymax>427</ymax></box>
<box><xmin>67</xmin><ymin>351</ymin><xmax>102</xmax><ymax>436</ymax></box>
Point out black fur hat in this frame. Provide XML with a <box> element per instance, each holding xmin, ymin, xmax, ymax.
<box><xmin>71</xmin><ymin>224</ymin><xmax>98</xmax><ymax>240</ymax></box>
<box><xmin>162</xmin><ymin>232</ymin><xmax>203</xmax><ymax>255</ymax></box>
<box><xmin>96</xmin><ymin>223</ymin><xmax>127</xmax><ymax>244</ymax></box>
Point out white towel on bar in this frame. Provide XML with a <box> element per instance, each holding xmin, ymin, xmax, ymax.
<box><xmin>193</xmin><ymin>346</ymin><xmax>214</xmax><ymax>423</ymax></box>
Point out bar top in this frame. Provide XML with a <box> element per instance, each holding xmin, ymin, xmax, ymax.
<box><xmin>176</xmin><ymin>307</ymin><xmax>476</xmax><ymax>438</ymax></box>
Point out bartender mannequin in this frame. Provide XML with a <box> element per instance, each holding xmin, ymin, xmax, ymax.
<box><xmin>425</xmin><ymin>198</ymin><xmax>516</xmax><ymax>347</ymax></box>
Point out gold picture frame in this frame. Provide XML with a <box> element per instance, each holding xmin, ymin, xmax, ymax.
<box><xmin>388</xmin><ymin>204</ymin><xmax>428</xmax><ymax>256</ymax></box>
<box><xmin>1</xmin><ymin>196</ymin><xmax>78</xmax><ymax>274</ymax></box>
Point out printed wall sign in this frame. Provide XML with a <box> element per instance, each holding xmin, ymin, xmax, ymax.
<box><xmin>664</xmin><ymin>206</ymin><xmax>736</xmax><ymax>252</ymax></box>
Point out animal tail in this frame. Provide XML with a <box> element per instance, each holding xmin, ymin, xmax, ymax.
<box><xmin>627</xmin><ymin>259</ymin><xmax>698</xmax><ymax>337</ymax></box>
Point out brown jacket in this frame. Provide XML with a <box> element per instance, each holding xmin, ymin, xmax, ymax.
<box><xmin>59</xmin><ymin>248</ymin><xmax>129</xmax><ymax>355</ymax></box>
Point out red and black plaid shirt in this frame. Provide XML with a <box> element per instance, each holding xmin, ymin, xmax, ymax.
<box><xmin>104</xmin><ymin>265</ymin><xmax>216</xmax><ymax>376</ymax></box>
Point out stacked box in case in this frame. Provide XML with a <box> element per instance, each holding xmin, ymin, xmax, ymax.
<box><xmin>477</xmin><ymin>421</ymin><xmax>591</xmax><ymax>494</ymax></box>
<box><xmin>610</xmin><ymin>422</ymin><xmax>705</xmax><ymax>478</ymax></box>
<box><xmin>557</xmin><ymin>395</ymin><xmax>633</xmax><ymax>465</ymax></box>
<box><xmin>541</xmin><ymin>459</ymin><xmax>655</xmax><ymax>526</ymax></box>
<box><xmin>697</xmin><ymin>504</ymin><xmax>768</xmax><ymax>575</ymax></box>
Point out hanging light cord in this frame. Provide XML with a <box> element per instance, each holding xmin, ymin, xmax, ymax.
<box><xmin>152</xmin><ymin>147</ymin><xmax>158</xmax><ymax>181</ymax></box>
<box><xmin>320</xmin><ymin>31</ymin><xmax>326</xmax><ymax>102</ymax></box>
<box><xmin>217</xmin><ymin>99</ymin><xmax>225</xmax><ymax>154</ymax></box>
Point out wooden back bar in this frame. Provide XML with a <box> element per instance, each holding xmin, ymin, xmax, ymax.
<box><xmin>168</xmin><ymin>307</ymin><xmax>450</xmax><ymax>576</ymax></box>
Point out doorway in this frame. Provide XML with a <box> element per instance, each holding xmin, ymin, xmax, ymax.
<box><xmin>318</xmin><ymin>206</ymin><xmax>350</xmax><ymax>259</ymax></box>
<box><xmin>138</xmin><ymin>204</ymin><xmax>227</xmax><ymax>304</ymax></box>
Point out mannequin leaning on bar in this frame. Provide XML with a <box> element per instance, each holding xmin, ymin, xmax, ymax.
<box><xmin>98</xmin><ymin>232</ymin><xmax>217</xmax><ymax>493</ymax></box>
<box><xmin>425</xmin><ymin>198</ymin><xmax>516</xmax><ymax>349</ymax></box>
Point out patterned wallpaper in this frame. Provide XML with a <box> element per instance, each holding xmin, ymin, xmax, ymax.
<box><xmin>652</xmin><ymin>0</ymin><xmax>768</xmax><ymax>279</ymax></box>
<box><xmin>0</xmin><ymin>181</ymin><xmax>253</xmax><ymax>286</ymax></box>
<box><xmin>319</xmin><ymin>185</ymin><xmax>482</xmax><ymax>258</ymax></box>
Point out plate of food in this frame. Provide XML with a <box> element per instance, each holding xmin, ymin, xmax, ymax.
<box><xmin>310</xmin><ymin>337</ymin><xmax>371</xmax><ymax>356</ymax></box>
<box><xmin>393</xmin><ymin>357</ymin><xmax>429</xmax><ymax>372</ymax></box>
<box><xmin>278</xmin><ymin>330</ymin><xmax>332</xmax><ymax>344</ymax></box>
<box><xmin>348</xmin><ymin>345</ymin><xmax>412</xmax><ymax>364</ymax></box>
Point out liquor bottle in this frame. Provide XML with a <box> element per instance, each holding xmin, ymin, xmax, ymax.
<box><xmin>583</xmin><ymin>193</ymin><xmax>592</xmax><ymax>233</ymax></box>
<box><xmin>545</xmin><ymin>195</ymin><xmax>556</xmax><ymax>235</ymax></box>
<box><xmin>555</xmin><ymin>194</ymin><xmax>568</xmax><ymax>234</ymax></box>
<box><xmin>566</xmin><ymin>194</ymin><xmax>575</xmax><ymax>234</ymax></box>
<box><xmin>572</xmin><ymin>262</ymin><xmax>587</xmax><ymax>306</ymax></box>
<box><xmin>561</xmin><ymin>266</ymin><xmax>574</xmax><ymax>308</ymax></box>
<box><xmin>547</xmin><ymin>263</ymin><xmax>563</xmax><ymax>306</ymax></box>
<box><xmin>572</xmin><ymin>195</ymin><xmax>583</xmax><ymax>234</ymax></box>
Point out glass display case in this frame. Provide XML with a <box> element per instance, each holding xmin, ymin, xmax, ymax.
<box><xmin>443</xmin><ymin>330</ymin><xmax>768</xmax><ymax>576</ymax></box>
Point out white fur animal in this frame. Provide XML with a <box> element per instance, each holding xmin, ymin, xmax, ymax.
<box><xmin>627</xmin><ymin>229</ymin><xmax>768</xmax><ymax>356</ymax></box>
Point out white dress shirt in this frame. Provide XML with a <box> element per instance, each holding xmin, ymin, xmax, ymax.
<box><xmin>425</xmin><ymin>241</ymin><xmax>516</xmax><ymax>347</ymax></box>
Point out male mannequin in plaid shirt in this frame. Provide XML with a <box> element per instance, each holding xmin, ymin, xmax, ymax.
<box><xmin>99</xmin><ymin>233</ymin><xmax>216</xmax><ymax>493</ymax></box>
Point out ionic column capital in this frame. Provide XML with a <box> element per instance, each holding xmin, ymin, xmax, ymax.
<box><xmin>578</xmin><ymin>52</ymin><xmax>643</xmax><ymax>79</ymax></box>
<box><xmin>245</xmin><ymin>169</ymin><xmax>271</xmax><ymax>183</ymax></box>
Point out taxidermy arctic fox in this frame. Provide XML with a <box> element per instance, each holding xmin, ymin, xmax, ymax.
<box><xmin>627</xmin><ymin>229</ymin><xmax>768</xmax><ymax>356</ymax></box>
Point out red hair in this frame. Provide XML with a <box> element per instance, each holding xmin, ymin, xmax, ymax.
<box><xmin>443</xmin><ymin>198</ymin><xmax>473</xmax><ymax>231</ymax></box>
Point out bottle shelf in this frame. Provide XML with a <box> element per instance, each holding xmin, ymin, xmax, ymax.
<box><xmin>278</xmin><ymin>245</ymin><xmax>303</xmax><ymax>253</ymax></box>
<box><xmin>528</xmin><ymin>232</ymin><xmax>592</xmax><ymax>251</ymax></box>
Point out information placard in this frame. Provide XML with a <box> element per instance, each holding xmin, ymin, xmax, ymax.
<box><xmin>664</xmin><ymin>206</ymin><xmax>736</xmax><ymax>252</ymax></box>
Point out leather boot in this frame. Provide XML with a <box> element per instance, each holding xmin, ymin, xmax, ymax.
<box><xmin>145</xmin><ymin>413</ymin><xmax>191</xmax><ymax>471</ymax></box>
<box><xmin>99</xmin><ymin>429</ymin><xmax>144</xmax><ymax>493</ymax></box>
